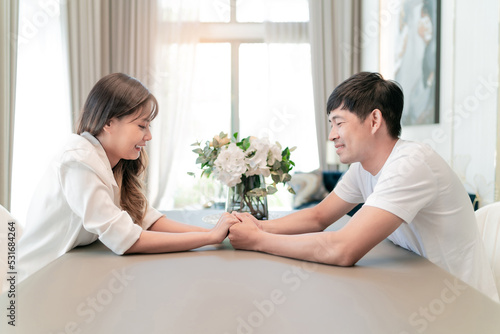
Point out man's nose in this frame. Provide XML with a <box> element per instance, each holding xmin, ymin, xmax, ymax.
<box><xmin>328</xmin><ymin>126</ymin><xmax>339</xmax><ymax>141</ymax></box>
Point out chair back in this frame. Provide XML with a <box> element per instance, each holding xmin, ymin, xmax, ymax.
<box><xmin>475</xmin><ymin>202</ymin><xmax>500</xmax><ymax>297</ymax></box>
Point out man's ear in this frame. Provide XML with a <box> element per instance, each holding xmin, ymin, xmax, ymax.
<box><xmin>370</xmin><ymin>109</ymin><xmax>383</xmax><ymax>134</ymax></box>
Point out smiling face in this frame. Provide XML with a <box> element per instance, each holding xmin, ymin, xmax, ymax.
<box><xmin>97</xmin><ymin>108</ymin><xmax>152</xmax><ymax>168</ymax></box>
<box><xmin>328</xmin><ymin>107</ymin><xmax>373</xmax><ymax>165</ymax></box>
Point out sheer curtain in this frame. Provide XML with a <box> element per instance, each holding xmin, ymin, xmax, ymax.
<box><xmin>11</xmin><ymin>0</ymin><xmax>71</xmax><ymax>223</ymax></box>
<box><xmin>0</xmin><ymin>0</ymin><xmax>19</xmax><ymax>210</ymax></box>
<box><xmin>147</xmin><ymin>1</ymin><xmax>200</xmax><ymax>208</ymax></box>
<box><xmin>308</xmin><ymin>0</ymin><xmax>361</xmax><ymax>170</ymax></box>
<box><xmin>0</xmin><ymin>0</ymin><xmax>19</xmax><ymax>294</ymax></box>
<box><xmin>62</xmin><ymin>0</ymin><xmax>157</xmax><ymax>129</ymax></box>
<box><xmin>263</xmin><ymin>20</ymin><xmax>319</xmax><ymax>171</ymax></box>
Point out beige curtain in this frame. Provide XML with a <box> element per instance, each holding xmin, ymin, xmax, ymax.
<box><xmin>62</xmin><ymin>0</ymin><xmax>157</xmax><ymax>130</ymax></box>
<box><xmin>0</xmin><ymin>0</ymin><xmax>19</xmax><ymax>210</ymax></box>
<box><xmin>146</xmin><ymin>2</ymin><xmax>200</xmax><ymax>209</ymax></box>
<box><xmin>309</xmin><ymin>0</ymin><xmax>361</xmax><ymax>170</ymax></box>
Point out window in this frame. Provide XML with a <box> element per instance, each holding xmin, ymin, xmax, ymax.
<box><xmin>11</xmin><ymin>0</ymin><xmax>71</xmax><ymax>223</ymax></box>
<box><xmin>155</xmin><ymin>0</ymin><xmax>319</xmax><ymax>210</ymax></box>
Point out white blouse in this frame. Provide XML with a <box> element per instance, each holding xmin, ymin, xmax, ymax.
<box><xmin>18</xmin><ymin>132</ymin><xmax>163</xmax><ymax>282</ymax></box>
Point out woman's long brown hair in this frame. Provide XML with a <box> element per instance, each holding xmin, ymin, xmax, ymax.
<box><xmin>77</xmin><ymin>73</ymin><xmax>158</xmax><ymax>226</ymax></box>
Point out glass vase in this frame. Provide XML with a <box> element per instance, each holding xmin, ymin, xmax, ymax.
<box><xmin>226</xmin><ymin>175</ymin><xmax>269</xmax><ymax>220</ymax></box>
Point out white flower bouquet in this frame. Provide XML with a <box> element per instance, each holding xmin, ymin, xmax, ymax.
<box><xmin>190</xmin><ymin>132</ymin><xmax>295</xmax><ymax>218</ymax></box>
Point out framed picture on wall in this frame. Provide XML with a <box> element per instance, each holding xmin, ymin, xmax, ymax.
<box><xmin>380</xmin><ymin>0</ymin><xmax>441</xmax><ymax>126</ymax></box>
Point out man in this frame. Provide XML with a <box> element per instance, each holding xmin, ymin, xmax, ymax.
<box><xmin>228</xmin><ymin>72</ymin><xmax>499</xmax><ymax>302</ymax></box>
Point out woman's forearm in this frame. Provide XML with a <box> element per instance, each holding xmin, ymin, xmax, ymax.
<box><xmin>125</xmin><ymin>230</ymin><xmax>216</xmax><ymax>254</ymax></box>
<box><xmin>149</xmin><ymin>216</ymin><xmax>209</xmax><ymax>233</ymax></box>
<box><xmin>127</xmin><ymin>212</ymin><xmax>239</xmax><ymax>254</ymax></box>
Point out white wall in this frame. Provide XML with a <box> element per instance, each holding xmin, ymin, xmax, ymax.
<box><xmin>361</xmin><ymin>0</ymin><xmax>500</xmax><ymax>206</ymax></box>
<box><xmin>451</xmin><ymin>0</ymin><xmax>499</xmax><ymax>205</ymax></box>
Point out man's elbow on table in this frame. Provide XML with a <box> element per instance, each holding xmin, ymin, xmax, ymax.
<box><xmin>310</xmin><ymin>234</ymin><xmax>365</xmax><ymax>267</ymax></box>
<box><xmin>322</xmin><ymin>245</ymin><xmax>361</xmax><ymax>267</ymax></box>
<box><xmin>335</xmin><ymin>247</ymin><xmax>363</xmax><ymax>267</ymax></box>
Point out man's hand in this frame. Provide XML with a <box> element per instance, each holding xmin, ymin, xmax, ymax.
<box><xmin>228</xmin><ymin>212</ymin><xmax>264</xmax><ymax>251</ymax></box>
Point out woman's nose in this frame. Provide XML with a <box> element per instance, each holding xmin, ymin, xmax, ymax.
<box><xmin>145</xmin><ymin>127</ymin><xmax>152</xmax><ymax>141</ymax></box>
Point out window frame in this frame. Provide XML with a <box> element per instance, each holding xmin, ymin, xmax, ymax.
<box><xmin>196</xmin><ymin>0</ymin><xmax>309</xmax><ymax>135</ymax></box>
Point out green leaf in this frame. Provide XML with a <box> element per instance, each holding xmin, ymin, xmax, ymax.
<box><xmin>282</xmin><ymin>173</ymin><xmax>291</xmax><ymax>182</ymax></box>
<box><xmin>271</xmin><ymin>174</ymin><xmax>281</xmax><ymax>184</ymax></box>
<box><xmin>282</xmin><ymin>147</ymin><xmax>290</xmax><ymax>158</ymax></box>
<box><xmin>213</xmin><ymin>138</ymin><xmax>219</xmax><ymax>147</ymax></box>
<box><xmin>267</xmin><ymin>186</ymin><xmax>278</xmax><ymax>195</ymax></box>
<box><xmin>191</xmin><ymin>141</ymin><xmax>200</xmax><ymax>146</ymax></box>
<box><xmin>201</xmin><ymin>169</ymin><xmax>212</xmax><ymax>178</ymax></box>
<box><xmin>233</xmin><ymin>132</ymin><xmax>239</xmax><ymax>141</ymax></box>
<box><xmin>203</xmin><ymin>146</ymin><xmax>212</xmax><ymax>155</ymax></box>
<box><xmin>287</xmin><ymin>186</ymin><xmax>296</xmax><ymax>195</ymax></box>
<box><xmin>242</xmin><ymin>137</ymin><xmax>251</xmax><ymax>151</ymax></box>
<box><xmin>247</xmin><ymin>188</ymin><xmax>267</xmax><ymax>197</ymax></box>
<box><xmin>281</xmin><ymin>163</ymin><xmax>290</xmax><ymax>173</ymax></box>
<box><xmin>187</xmin><ymin>172</ymin><xmax>196</xmax><ymax>177</ymax></box>
<box><xmin>192</xmin><ymin>148</ymin><xmax>203</xmax><ymax>154</ymax></box>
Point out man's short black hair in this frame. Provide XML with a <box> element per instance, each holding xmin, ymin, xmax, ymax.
<box><xmin>326</xmin><ymin>72</ymin><xmax>404</xmax><ymax>138</ymax></box>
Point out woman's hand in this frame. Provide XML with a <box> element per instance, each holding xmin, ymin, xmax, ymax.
<box><xmin>209</xmin><ymin>212</ymin><xmax>240</xmax><ymax>244</ymax></box>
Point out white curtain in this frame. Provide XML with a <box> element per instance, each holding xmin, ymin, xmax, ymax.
<box><xmin>62</xmin><ymin>0</ymin><xmax>157</xmax><ymax>129</ymax></box>
<box><xmin>308</xmin><ymin>0</ymin><xmax>361</xmax><ymax>170</ymax></box>
<box><xmin>0</xmin><ymin>0</ymin><xmax>19</xmax><ymax>210</ymax></box>
<box><xmin>259</xmin><ymin>20</ymin><xmax>320</xmax><ymax>173</ymax></box>
<box><xmin>147</xmin><ymin>1</ymin><xmax>200</xmax><ymax>208</ymax></box>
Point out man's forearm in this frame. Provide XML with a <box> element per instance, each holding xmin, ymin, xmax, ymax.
<box><xmin>262</xmin><ymin>207</ymin><xmax>327</xmax><ymax>235</ymax></box>
<box><xmin>262</xmin><ymin>192</ymin><xmax>356</xmax><ymax>235</ymax></box>
<box><xmin>256</xmin><ymin>230</ymin><xmax>352</xmax><ymax>266</ymax></box>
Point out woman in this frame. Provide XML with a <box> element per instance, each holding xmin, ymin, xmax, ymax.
<box><xmin>18</xmin><ymin>73</ymin><xmax>238</xmax><ymax>281</ymax></box>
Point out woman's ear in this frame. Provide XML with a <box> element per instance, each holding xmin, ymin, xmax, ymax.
<box><xmin>102</xmin><ymin>118</ymin><xmax>114</xmax><ymax>134</ymax></box>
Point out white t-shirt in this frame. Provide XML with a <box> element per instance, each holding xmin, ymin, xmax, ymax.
<box><xmin>334</xmin><ymin>139</ymin><xmax>499</xmax><ymax>302</ymax></box>
<box><xmin>18</xmin><ymin>132</ymin><xmax>164</xmax><ymax>282</ymax></box>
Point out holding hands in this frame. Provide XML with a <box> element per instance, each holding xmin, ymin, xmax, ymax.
<box><xmin>227</xmin><ymin>212</ymin><xmax>263</xmax><ymax>251</ymax></box>
<box><xmin>210</xmin><ymin>212</ymin><xmax>241</xmax><ymax>244</ymax></box>
<box><xmin>210</xmin><ymin>211</ymin><xmax>268</xmax><ymax>251</ymax></box>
